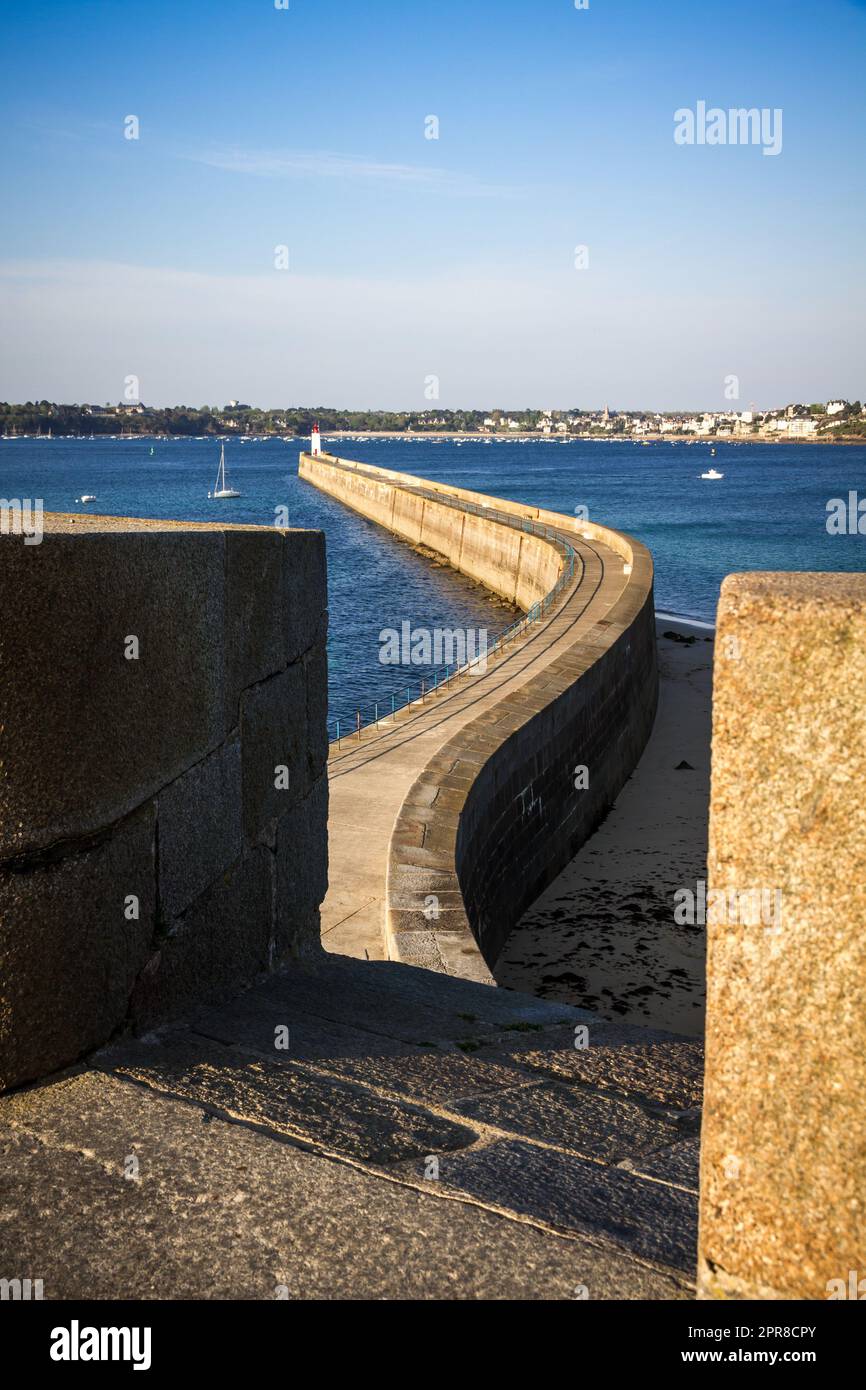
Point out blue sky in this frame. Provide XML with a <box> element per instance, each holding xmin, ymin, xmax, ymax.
<box><xmin>1</xmin><ymin>0</ymin><xmax>864</xmax><ymax>409</ymax></box>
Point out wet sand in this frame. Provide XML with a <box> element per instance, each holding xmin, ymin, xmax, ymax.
<box><xmin>495</xmin><ymin>617</ymin><xmax>712</xmax><ymax>1037</ymax></box>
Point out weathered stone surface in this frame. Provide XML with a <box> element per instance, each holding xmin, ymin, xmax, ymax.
<box><xmin>303</xmin><ymin>634</ymin><xmax>329</xmax><ymax>786</ymax></box>
<box><xmin>451</xmin><ymin>1080</ymin><xmax>680</xmax><ymax>1163</ymax></box>
<box><xmin>240</xmin><ymin>664</ymin><xmax>307</xmax><ymax>844</ymax></box>
<box><xmin>97</xmin><ymin>1035</ymin><xmax>478</xmax><ymax>1164</ymax></box>
<box><xmin>274</xmin><ymin>775</ymin><xmax>328</xmax><ymax>958</ymax></box>
<box><xmin>0</xmin><ymin>532</ymin><xmax>225</xmax><ymax>859</ymax></box>
<box><xmin>620</xmin><ymin>1137</ymin><xmax>700</xmax><ymax>1193</ymax></box>
<box><xmin>429</xmin><ymin>930</ymin><xmax>496</xmax><ymax>984</ymax></box>
<box><xmin>283</xmin><ymin>530</ymin><xmax>327</xmax><ymax>664</ymax></box>
<box><xmin>0</xmin><ymin>951</ymin><xmax>699</xmax><ymax>1297</ymax></box>
<box><xmin>192</xmin><ymin>994</ymin><xmax>419</xmax><ymax>1060</ymax></box>
<box><xmin>420</xmin><ymin>1138</ymin><xmax>697</xmax><ymax>1272</ymax></box>
<box><xmin>488</xmin><ymin>1031</ymin><xmax>704</xmax><ymax>1111</ymax></box>
<box><xmin>321</xmin><ymin>955</ymin><xmax>578</xmax><ymax>1028</ymax></box>
<box><xmin>0</xmin><ymin>807</ymin><xmax>155</xmax><ymax>1089</ymax></box>
<box><xmin>248</xmin><ymin>955</ymin><xmax>575</xmax><ymax>1046</ymax></box>
<box><xmin>191</xmin><ymin>994</ymin><xmax>529</xmax><ymax>1105</ymax></box>
<box><xmin>130</xmin><ymin>847</ymin><xmax>272</xmax><ymax>1028</ymax></box>
<box><xmin>0</xmin><ymin>518</ymin><xmax>330</xmax><ymax>1094</ymax></box>
<box><xmin>0</xmin><ymin>1073</ymin><xmax>688</xmax><ymax>1299</ymax></box>
<box><xmin>157</xmin><ymin>737</ymin><xmax>242</xmax><ymax>918</ymax></box>
<box><xmin>700</xmin><ymin>573</ymin><xmax>866</xmax><ymax>1300</ymax></box>
<box><xmin>224</xmin><ymin>529</ymin><xmax>287</xmax><ymax>719</ymax></box>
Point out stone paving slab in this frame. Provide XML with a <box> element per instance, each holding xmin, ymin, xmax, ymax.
<box><xmin>320</xmin><ymin>954</ymin><xmax>579</xmax><ymax>1025</ymax></box>
<box><xmin>449</xmin><ymin>1080</ymin><xmax>681</xmax><ymax>1163</ymax></box>
<box><xmin>0</xmin><ymin>1074</ymin><xmax>688</xmax><ymax>1300</ymax></box>
<box><xmin>405</xmin><ymin>1138</ymin><xmax>697</xmax><ymax>1273</ymax></box>
<box><xmin>241</xmin><ymin>955</ymin><xmax>578</xmax><ymax>1045</ymax></box>
<box><xmin>96</xmin><ymin>1035</ymin><xmax>478</xmax><ymax>1165</ymax></box>
<box><xmin>190</xmin><ymin>995</ymin><xmax>530</xmax><ymax>1106</ymax></box>
<box><xmin>618</xmin><ymin>1137</ymin><xmax>701</xmax><ymax>1194</ymax></box>
<box><xmin>482</xmin><ymin>1030</ymin><xmax>704</xmax><ymax>1112</ymax></box>
<box><xmin>0</xmin><ymin>955</ymin><xmax>699</xmax><ymax>1298</ymax></box>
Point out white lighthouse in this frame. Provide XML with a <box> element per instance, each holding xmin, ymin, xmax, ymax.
<box><xmin>310</xmin><ymin>422</ymin><xmax>322</xmax><ymax>456</ymax></box>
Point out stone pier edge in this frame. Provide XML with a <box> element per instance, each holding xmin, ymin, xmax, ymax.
<box><xmin>299</xmin><ymin>452</ymin><xmax>658</xmax><ymax>981</ymax></box>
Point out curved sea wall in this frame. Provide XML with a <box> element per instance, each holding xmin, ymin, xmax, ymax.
<box><xmin>454</xmin><ymin>587</ymin><xmax>657</xmax><ymax>967</ymax></box>
<box><xmin>300</xmin><ymin>451</ymin><xmax>658</xmax><ymax>978</ymax></box>
<box><xmin>299</xmin><ymin>450</ymin><xmax>563</xmax><ymax>609</ymax></box>
<box><xmin>0</xmin><ymin>513</ymin><xmax>329</xmax><ymax>1092</ymax></box>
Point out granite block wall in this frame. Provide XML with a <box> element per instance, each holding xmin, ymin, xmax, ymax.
<box><xmin>0</xmin><ymin>515</ymin><xmax>329</xmax><ymax>1091</ymax></box>
<box><xmin>699</xmin><ymin>572</ymin><xmax>866</xmax><ymax>1300</ymax></box>
<box><xmin>456</xmin><ymin>592</ymin><xmax>658</xmax><ymax>967</ymax></box>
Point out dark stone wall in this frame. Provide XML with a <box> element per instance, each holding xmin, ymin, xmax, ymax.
<box><xmin>456</xmin><ymin>590</ymin><xmax>658</xmax><ymax>968</ymax></box>
<box><xmin>0</xmin><ymin>519</ymin><xmax>329</xmax><ymax>1091</ymax></box>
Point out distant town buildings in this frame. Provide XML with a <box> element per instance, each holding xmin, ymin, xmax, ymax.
<box><xmin>2</xmin><ymin>398</ymin><xmax>863</xmax><ymax>440</ymax></box>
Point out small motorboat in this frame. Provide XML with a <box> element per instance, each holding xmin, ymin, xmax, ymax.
<box><xmin>700</xmin><ymin>467</ymin><xmax>724</xmax><ymax>480</ymax></box>
<box><xmin>78</xmin><ymin>494</ymin><xmax>97</xmax><ymax>503</ymax></box>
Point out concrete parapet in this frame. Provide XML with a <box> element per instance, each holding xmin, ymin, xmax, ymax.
<box><xmin>699</xmin><ymin>572</ymin><xmax>866</xmax><ymax>1300</ymax></box>
<box><xmin>0</xmin><ymin>513</ymin><xmax>329</xmax><ymax>1090</ymax></box>
<box><xmin>456</xmin><ymin>580</ymin><xmax>658</xmax><ymax>968</ymax></box>
<box><xmin>299</xmin><ymin>452</ymin><xmax>566</xmax><ymax>611</ymax></box>
<box><xmin>388</xmin><ymin>539</ymin><xmax>658</xmax><ymax>976</ymax></box>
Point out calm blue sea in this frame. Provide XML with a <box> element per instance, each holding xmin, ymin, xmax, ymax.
<box><xmin>2</xmin><ymin>435</ymin><xmax>864</xmax><ymax>730</ymax></box>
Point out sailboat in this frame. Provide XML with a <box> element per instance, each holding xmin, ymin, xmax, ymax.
<box><xmin>209</xmin><ymin>442</ymin><xmax>241</xmax><ymax>499</ymax></box>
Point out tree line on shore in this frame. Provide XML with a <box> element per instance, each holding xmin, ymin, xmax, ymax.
<box><xmin>3</xmin><ymin>400</ymin><xmax>864</xmax><ymax>439</ymax></box>
<box><xmin>0</xmin><ymin>402</ymin><xmax>537</xmax><ymax>436</ymax></box>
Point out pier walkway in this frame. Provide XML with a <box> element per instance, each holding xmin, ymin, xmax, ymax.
<box><xmin>307</xmin><ymin>455</ymin><xmax>646</xmax><ymax>975</ymax></box>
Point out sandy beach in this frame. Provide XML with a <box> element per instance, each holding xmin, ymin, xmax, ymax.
<box><xmin>496</xmin><ymin>616</ymin><xmax>712</xmax><ymax>1037</ymax></box>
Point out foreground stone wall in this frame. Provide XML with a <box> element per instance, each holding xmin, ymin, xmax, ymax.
<box><xmin>0</xmin><ymin>514</ymin><xmax>328</xmax><ymax>1092</ymax></box>
<box><xmin>699</xmin><ymin>573</ymin><xmax>866</xmax><ymax>1300</ymax></box>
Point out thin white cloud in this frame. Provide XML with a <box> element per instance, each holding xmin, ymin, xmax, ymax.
<box><xmin>183</xmin><ymin>146</ymin><xmax>522</xmax><ymax>197</ymax></box>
